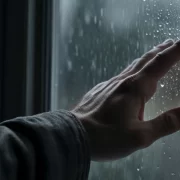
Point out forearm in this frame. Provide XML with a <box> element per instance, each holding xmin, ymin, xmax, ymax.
<box><xmin>0</xmin><ymin>110</ymin><xmax>90</xmax><ymax>180</ymax></box>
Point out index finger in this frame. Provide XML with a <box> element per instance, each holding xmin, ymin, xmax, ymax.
<box><xmin>140</xmin><ymin>40</ymin><xmax>180</xmax><ymax>80</ymax></box>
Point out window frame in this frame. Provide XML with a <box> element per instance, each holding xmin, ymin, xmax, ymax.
<box><xmin>26</xmin><ymin>0</ymin><xmax>53</xmax><ymax>115</ymax></box>
<box><xmin>0</xmin><ymin>0</ymin><xmax>53</xmax><ymax>121</ymax></box>
<box><xmin>0</xmin><ymin>0</ymin><xmax>5</xmax><ymax>121</ymax></box>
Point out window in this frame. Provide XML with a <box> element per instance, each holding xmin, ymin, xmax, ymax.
<box><xmin>51</xmin><ymin>0</ymin><xmax>180</xmax><ymax>179</ymax></box>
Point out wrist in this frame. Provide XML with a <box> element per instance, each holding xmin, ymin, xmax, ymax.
<box><xmin>71</xmin><ymin>112</ymin><xmax>93</xmax><ymax>159</ymax></box>
<box><xmin>71</xmin><ymin>112</ymin><xmax>108</xmax><ymax>161</ymax></box>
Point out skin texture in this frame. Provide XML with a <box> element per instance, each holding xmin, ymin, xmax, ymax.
<box><xmin>71</xmin><ymin>39</ymin><xmax>180</xmax><ymax>162</ymax></box>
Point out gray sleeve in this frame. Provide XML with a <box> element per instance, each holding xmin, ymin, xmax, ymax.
<box><xmin>0</xmin><ymin>110</ymin><xmax>90</xmax><ymax>180</ymax></box>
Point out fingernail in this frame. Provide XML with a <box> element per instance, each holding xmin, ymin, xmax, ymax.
<box><xmin>163</xmin><ymin>39</ymin><xmax>174</xmax><ymax>45</ymax></box>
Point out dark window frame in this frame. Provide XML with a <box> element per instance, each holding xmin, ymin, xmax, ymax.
<box><xmin>0</xmin><ymin>0</ymin><xmax>53</xmax><ymax>121</ymax></box>
<box><xmin>0</xmin><ymin>0</ymin><xmax>5</xmax><ymax>121</ymax></box>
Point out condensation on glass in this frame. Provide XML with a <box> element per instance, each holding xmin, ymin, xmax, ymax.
<box><xmin>51</xmin><ymin>0</ymin><xmax>180</xmax><ymax>179</ymax></box>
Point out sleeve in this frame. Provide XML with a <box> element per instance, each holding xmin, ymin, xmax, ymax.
<box><xmin>0</xmin><ymin>110</ymin><xmax>90</xmax><ymax>180</ymax></box>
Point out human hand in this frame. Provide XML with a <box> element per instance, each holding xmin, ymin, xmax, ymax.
<box><xmin>71</xmin><ymin>39</ymin><xmax>180</xmax><ymax>162</ymax></box>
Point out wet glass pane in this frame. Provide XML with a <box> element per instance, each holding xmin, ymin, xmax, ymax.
<box><xmin>51</xmin><ymin>0</ymin><xmax>180</xmax><ymax>179</ymax></box>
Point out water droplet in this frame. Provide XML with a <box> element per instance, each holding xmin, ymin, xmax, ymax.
<box><xmin>94</xmin><ymin>16</ymin><xmax>97</xmax><ymax>24</ymax></box>
<box><xmin>84</xmin><ymin>12</ymin><xmax>91</xmax><ymax>25</ymax></box>
<box><xmin>161</xmin><ymin>84</ymin><xmax>164</xmax><ymax>87</ymax></box>
<box><xmin>67</xmin><ymin>60</ymin><xmax>72</xmax><ymax>71</ymax></box>
<box><xmin>100</xmin><ymin>8</ymin><xmax>104</xmax><ymax>17</ymax></box>
<box><xmin>75</xmin><ymin>45</ymin><xmax>79</xmax><ymax>56</ymax></box>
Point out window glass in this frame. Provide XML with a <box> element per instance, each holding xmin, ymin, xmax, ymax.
<box><xmin>51</xmin><ymin>0</ymin><xmax>180</xmax><ymax>179</ymax></box>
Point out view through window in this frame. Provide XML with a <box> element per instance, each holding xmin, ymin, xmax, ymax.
<box><xmin>51</xmin><ymin>0</ymin><xmax>180</xmax><ymax>179</ymax></box>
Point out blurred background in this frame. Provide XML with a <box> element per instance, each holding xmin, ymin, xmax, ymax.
<box><xmin>1</xmin><ymin>0</ymin><xmax>180</xmax><ymax>179</ymax></box>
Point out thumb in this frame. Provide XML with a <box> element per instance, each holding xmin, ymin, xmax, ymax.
<box><xmin>146</xmin><ymin>107</ymin><xmax>180</xmax><ymax>142</ymax></box>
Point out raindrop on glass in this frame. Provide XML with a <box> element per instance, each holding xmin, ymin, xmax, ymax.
<box><xmin>160</xmin><ymin>84</ymin><xmax>165</xmax><ymax>88</ymax></box>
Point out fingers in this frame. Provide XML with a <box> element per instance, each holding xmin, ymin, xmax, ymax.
<box><xmin>120</xmin><ymin>39</ymin><xmax>174</xmax><ymax>77</ymax></box>
<box><xmin>143</xmin><ymin>108</ymin><xmax>180</xmax><ymax>146</ymax></box>
<box><xmin>129</xmin><ymin>39</ymin><xmax>174</xmax><ymax>75</ymax></box>
<box><xmin>140</xmin><ymin>40</ymin><xmax>180</xmax><ymax>81</ymax></box>
<box><xmin>105</xmin><ymin>40</ymin><xmax>179</xmax><ymax>99</ymax></box>
<box><xmin>141</xmin><ymin>39</ymin><xmax>174</xmax><ymax>60</ymax></box>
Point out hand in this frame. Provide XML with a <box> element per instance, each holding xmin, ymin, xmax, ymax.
<box><xmin>71</xmin><ymin>39</ymin><xmax>180</xmax><ymax>162</ymax></box>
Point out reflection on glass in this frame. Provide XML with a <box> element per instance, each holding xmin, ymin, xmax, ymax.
<box><xmin>51</xmin><ymin>0</ymin><xmax>180</xmax><ymax>179</ymax></box>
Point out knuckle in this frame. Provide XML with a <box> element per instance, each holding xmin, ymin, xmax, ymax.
<box><xmin>120</xmin><ymin>59</ymin><xmax>140</xmax><ymax>75</ymax></box>
<box><xmin>132</xmin><ymin>58</ymin><xmax>143</xmax><ymax>69</ymax></box>
<box><xmin>135</xmin><ymin>61</ymin><xmax>146</xmax><ymax>70</ymax></box>
<box><xmin>143</xmin><ymin>52</ymin><xmax>155</xmax><ymax>60</ymax></box>
<box><xmin>120</xmin><ymin>77</ymin><xmax>136</xmax><ymax>93</ymax></box>
<box><xmin>142</xmin><ymin>46</ymin><xmax>164</xmax><ymax>60</ymax></box>
<box><xmin>132</xmin><ymin>59</ymin><xmax>140</xmax><ymax>65</ymax></box>
<box><xmin>121</xmin><ymin>75</ymin><xmax>141</xmax><ymax>94</ymax></box>
<box><xmin>116</xmin><ymin>73</ymin><xmax>143</xmax><ymax>95</ymax></box>
<box><xmin>155</xmin><ymin>52</ymin><xmax>164</xmax><ymax>61</ymax></box>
